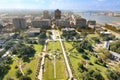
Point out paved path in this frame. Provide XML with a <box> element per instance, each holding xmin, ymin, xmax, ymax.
<box><xmin>19</xmin><ymin>60</ymin><xmax>25</xmax><ymax>76</ymax></box>
<box><xmin>2</xmin><ymin>50</ymin><xmax>10</xmax><ymax>58</ymax></box>
<box><xmin>58</xmin><ymin>31</ymin><xmax>73</xmax><ymax>80</ymax></box>
<box><xmin>38</xmin><ymin>40</ymin><xmax>47</xmax><ymax>80</ymax></box>
<box><xmin>104</xmin><ymin>41</ymin><xmax>120</xmax><ymax>60</ymax></box>
<box><xmin>53</xmin><ymin>55</ymin><xmax>56</xmax><ymax>79</ymax></box>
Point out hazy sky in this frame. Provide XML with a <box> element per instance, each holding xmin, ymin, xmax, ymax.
<box><xmin>0</xmin><ymin>0</ymin><xmax>120</xmax><ymax>10</ymax></box>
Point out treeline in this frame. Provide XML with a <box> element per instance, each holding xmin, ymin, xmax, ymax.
<box><xmin>110</xmin><ymin>40</ymin><xmax>120</xmax><ymax>54</ymax></box>
<box><xmin>104</xmin><ymin>24</ymin><xmax>120</xmax><ymax>34</ymax></box>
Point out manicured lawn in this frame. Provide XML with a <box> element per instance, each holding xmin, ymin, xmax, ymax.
<box><xmin>22</xmin><ymin>55</ymin><xmax>39</xmax><ymax>80</ymax></box>
<box><xmin>69</xmin><ymin>53</ymin><xmax>83</xmax><ymax>78</ymax></box>
<box><xmin>3</xmin><ymin>60</ymin><xmax>18</xmax><ymax>80</ymax></box>
<box><xmin>63</xmin><ymin>41</ymin><xmax>77</xmax><ymax>52</ymax></box>
<box><xmin>56</xmin><ymin>56</ymin><xmax>67</xmax><ymax>80</ymax></box>
<box><xmin>47</xmin><ymin>41</ymin><xmax>61</xmax><ymax>51</ymax></box>
<box><xmin>43</xmin><ymin>58</ymin><xmax>54</xmax><ymax>80</ymax></box>
<box><xmin>3</xmin><ymin>44</ymin><xmax>42</xmax><ymax>80</ymax></box>
<box><xmin>87</xmin><ymin>34</ymin><xmax>100</xmax><ymax>45</ymax></box>
<box><xmin>22</xmin><ymin>44</ymin><xmax>42</xmax><ymax>79</ymax></box>
<box><xmin>64</xmin><ymin>41</ymin><xmax>109</xmax><ymax>80</ymax></box>
<box><xmin>34</xmin><ymin>44</ymin><xmax>43</xmax><ymax>53</ymax></box>
<box><xmin>87</xmin><ymin>34</ymin><xmax>99</xmax><ymax>38</ymax></box>
<box><xmin>3</xmin><ymin>55</ymin><xmax>40</xmax><ymax>80</ymax></box>
<box><xmin>43</xmin><ymin>41</ymin><xmax>67</xmax><ymax>80</ymax></box>
<box><xmin>43</xmin><ymin>56</ymin><xmax>67</xmax><ymax>80</ymax></box>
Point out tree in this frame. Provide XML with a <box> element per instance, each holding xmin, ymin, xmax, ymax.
<box><xmin>4</xmin><ymin>41</ymin><xmax>15</xmax><ymax>50</ymax></box>
<box><xmin>110</xmin><ymin>40</ymin><xmax>120</xmax><ymax>53</ymax></box>
<box><xmin>81</xmin><ymin>32</ymin><xmax>88</xmax><ymax>38</ymax></box>
<box><xmin>0</xmin><ymin>57</ymin><xmax>12</xmax><ymax>79</ymax></box>
<box><xmin>80</xmin><ymin>69</ymin><xmax>104</xmax><ymax>80</ymax></box>
<box><xmin>15</xmin><ymin>70</ymin><xmax>22</xmax><ymax>78</ymax></box>
<box><xmin>76</xmin><ymin>27</ymin><xmax>81</xmax><ymax>32</ymax></box>
<box><xmin>26</xmin><ymin>68</ymin><xmax>32</xmax><ymax>75</ymax></box>
<box><xmin>78</xmin><ymin>63</ymin><xmax>87</xmax><ymax>72</ymax></box>
<box><xmin>76</xmin><ymin>40</ymin><xmax>93</xmax><ymax>53</ymax></box>
<box><xmin>12</xmin><ymin>44</ymin><xmax>36</xmax><ymax>61</ymax></box>
<box><xmin>92</xmin><ymin>71</ymin><xmax>104</xmax><ymax>80</ymax></box>
<box><xmin>100</xmin><ymin>33</ymin><xmax>115</xmax><ymax>41</ymax></box>
<box><xmin>106</xmin><ymin>70</ymin><xmax>120</xmax><ymax>80</ymax></box>
<box><xmin>92</xmin><ymin>37</ymin><xmax>100</xmax><ymax>43</ymax></box>
<box><xmin>38</xmin><ymin>31</ymin><xmax>47</xmax><ymax>45</ymax></box>
<box><xmin>19</xmin><ymin>76</ymin><xmax>31</xmax><ymax>80</ymax></box>
<box><xmin>82</xmin><ymin>54</ymin><xmax>89</xmax><ymax>60</ymax></box>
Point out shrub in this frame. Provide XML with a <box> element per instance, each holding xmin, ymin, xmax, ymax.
<box><xmin>82</xmin><ymin>54</ymin><xmax>90</xmax><ymax>60</ymax></box>
<box><xmin>26</xmin><ymin>68</ymin><xmax>32</xmax><ymax>75</ymax></box>
<box><xmin>15</xmin><ymin>70</ymin><xmax>22</xmax><ymax>78</ymax></box>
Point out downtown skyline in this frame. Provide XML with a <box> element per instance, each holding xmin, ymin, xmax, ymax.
<box><xmin>0</xmin><ymin>0</ymin><xmax>120</xmax><ymax>11</ymax></box>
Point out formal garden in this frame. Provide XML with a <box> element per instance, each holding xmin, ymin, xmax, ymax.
<box><xmin>43</xmin><ymin>41</ymin><xmax>68</xmax><ymax>80</ymax></box>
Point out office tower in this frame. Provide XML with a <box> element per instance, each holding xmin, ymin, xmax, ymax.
<box><xmin>43</xmin><ymin>10</ymin><xmax>49</xmax><ymax>19</ymax></box>
<box><xmin>76</xmin><ymin>18</ymin><xmax>87</xmax><ymax>28</ymax></box>
<box><xmin>32</xmin><ymin>19</ymin><xmax>50</xmax><ymax>29</ymax></box>
<box><xmin>55</xmin><ymin>9</ymin><xmax>61</xmax><ymax>19</ymax></box>
<box><xmin>13</xmin><ymin>18</ymin><xmax>26</xmax><ymax>29</ymax></box>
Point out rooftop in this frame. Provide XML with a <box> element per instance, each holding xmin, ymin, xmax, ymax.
<box><xmin>26</xmin><ymin>28</ymin><xmax>40</xmax><ymax>33</ymax></box>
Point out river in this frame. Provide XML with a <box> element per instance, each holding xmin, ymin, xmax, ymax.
<box><xmin>79</xmin><ymin>13</ymin><xmax>120</xmax><ymax>25</ymax></box>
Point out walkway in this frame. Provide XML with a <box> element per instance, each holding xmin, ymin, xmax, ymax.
<box><xmin>58</xmin><ymin>30</ymin><xmax>73</xmax><ymax>80</ymax></box>
<box><xmin>38</xmin><ymin>40</ymin><xmax>47</xmax><ymax>80</ymax></box>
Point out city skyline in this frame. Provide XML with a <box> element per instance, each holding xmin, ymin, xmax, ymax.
<box><xmin>0</xmin><ymin>0</ymin><xmax>120</xmax><ymax>11</ymax></box>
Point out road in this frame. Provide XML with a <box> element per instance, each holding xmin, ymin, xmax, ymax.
<box><xmin>104</xmin><ymin>41</ymin><xmax>120</xmax><ymax>60</ymax></box>
<box><xmin>58</xmin><ymin>30</ymin><xmax>73</xmax><ymax>80</ymax></box>
<box><xmin>38</xmin><ymin>40</ymin><xmax>47</xmax><ymax>80</ymax></box>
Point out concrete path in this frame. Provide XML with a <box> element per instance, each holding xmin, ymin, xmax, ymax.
<box><xmin>58</xmin><ymin>30</ymin><xmax>73</xmax><ymax>80</ymax></box>
<box><xmin>2</xmin><ymin>50</ymin><xmax>10</xmax><ymax>58</ymax></box>
<box><xmin>19</xmin><ymin>60</ymin><xmax>25</xmax><ymax>76</ymax></box>
<box><xmin>53</xmin><ymin>55</ymin><xmax>56</xmax><ymax>79</ymax></box>
<box><xmin>38</xmin><ymin>40</ymin><xmax>47</xmax><ymax>80</ymax></box>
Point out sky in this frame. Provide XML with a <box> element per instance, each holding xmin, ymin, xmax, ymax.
<box><xmin>0</xmin><ymin>0</ymin><xmax>120</xmax><ymax>11</ymax></box>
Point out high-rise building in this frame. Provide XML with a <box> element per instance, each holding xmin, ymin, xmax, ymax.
<box><xmin>55</xmin><ymin>9</ymin><xmax>61</xmax><ymax>19</ymax></box>
<box><xmin>43</xmin><ymin>10</ymin><xmax>49</xmax><ymax>19</ymax></box>
<box><xmin>76</xmin><ymin>18</ymin><xmax>87</xmax><ymax>28</ymax></box>
<box><xmin>32</xmin><ymin>19</ymin><xmax>50</xmax><ymax>29</ymax></box>
<box><xmin>13</xmin><ymin>18</ymin><xmax>26</xmax><ymax>29</ymax></box>
<box><xmin>55</xmin><ymin>19</ymin><xmax>70</xmax><ymax>27</ymax></box>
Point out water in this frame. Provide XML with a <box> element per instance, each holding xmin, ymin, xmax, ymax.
<box><xmin>80</xmin><ymin>13</ymin><xmax>120</xmax><ymax>24</ymax></box>
<box><xmin>0</xmin><ymin>19</ymin><xmax>3</xmax><ymax>25</ymax></box>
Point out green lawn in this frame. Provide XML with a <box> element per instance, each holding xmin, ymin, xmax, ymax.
<box><xmin>43</xmin><ymin>58</ymin><xmax>54</xmax><ymax>80</ymax></box>
<box><xmin>3</xmin><ymin>44</ymin><xmax>42</xmax><ymax>80</ymax></box>
<box><xmin>34</xmin><ymin>44</ymin><xmax>43</xmax><ymax>53</ymax></box>
<box><xmin>63</xmin><ymin>41</ymin><xmax>77</xmax><ymax>52</ymax></box>
<box><xmin>3</xmin><ymin>60</ymin><xmax>18</xmax><ymax>80</ymax></box>
<box><xmin>56</xmin><ymin>56</ymin><xmax>67</xmax><ymax>80</ymax></box>
<box><xmin>87</xmin><ymin>34</ymin><xmax>99</xmax><ymax>38</ymax></box>
<box><xmin>47</xmin><ymin>41</ymin><xmax>61</xmax><ymax>51</ymax></box>
<box><xmin>23</xmin><ymin>44</ymin><xmax>42</xmax><ymax>79</ymax></box>
<box><xmin>43</xmin><ymin>41</ymin><xmax>67</xmax><ymax>80</ymax></box>
<box><xmin>64</xmin><ymin>41</ymin><xmax>109</xmax><ymax>80</ymax></box>
<box><xmin>22</xmin><ymin>55</ymin><xmax>39</xmax><ymax>80</ymax></box>
<box><xmin>86</xmin><ymin>34</ymin><xmax>100</xmax><ymax>45</ymax></box>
